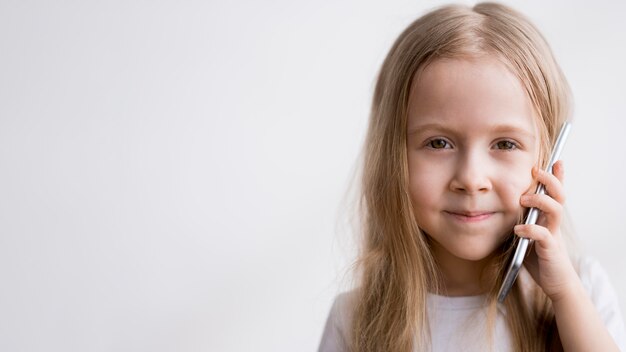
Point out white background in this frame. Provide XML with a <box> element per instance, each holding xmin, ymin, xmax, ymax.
<box><xmin>1</xmin><ymin>1</ymin><xmax>624</xmax><ymax>351</ymax></box>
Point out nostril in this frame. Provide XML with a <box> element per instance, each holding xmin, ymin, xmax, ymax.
<box><xmin>451</xmin><ymin>183</ymin><xmax>492</xmax><ymax>194</ymax></box>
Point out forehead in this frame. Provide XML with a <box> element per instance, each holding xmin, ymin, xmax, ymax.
<box><xmin>407</xmin><ymin>57</ymin><xmax>538</xmax><ymax>136</ymax></box>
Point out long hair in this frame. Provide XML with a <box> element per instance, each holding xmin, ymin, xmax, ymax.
<box><xmin>350</xmin><ymin>2</ymin><xmax>572</xmax><ymax>351</ymax></box>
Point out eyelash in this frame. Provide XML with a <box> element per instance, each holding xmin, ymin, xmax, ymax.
<box><xmin>425</xmin><ymin>138</ymin><xmax>520</xmax><ymax>151</ymax></box>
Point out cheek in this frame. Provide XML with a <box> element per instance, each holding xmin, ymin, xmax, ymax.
<box><xmin>408</xmin><ymin>163</ymin><xmax>446</xmax><ymax>211</ymax></box>
<box><xmin>499</xmin><ymin>171</ymin><xmax>535</xmax><ymax>211</ymax></box>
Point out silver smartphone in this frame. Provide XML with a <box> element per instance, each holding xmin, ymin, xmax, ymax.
<box><xmin>497</xmin><ymin>121</ymin><xmax>572</xmax><ymax>303</ymax></box>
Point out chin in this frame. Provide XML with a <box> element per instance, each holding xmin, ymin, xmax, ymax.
<box><xmin>422</xmin><ymin>227</ymin><xmax>510</xmax><ymax>263</ymax></box>
<box><xmin>455</xmin><ymin>249</ymin><xmax>497</xmax><ymax>262</ymax></box>
<box><xmin>441</xmin><ymin>242</ymin><xmax>503</xmax><ymax>263</ymax></box>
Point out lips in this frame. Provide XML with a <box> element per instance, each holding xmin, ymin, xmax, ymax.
<box><xmin>445</xmin><ymin>210</ymin><xmax>495</xmax><ymax>222</ymax></box>
<box><xmin>448</xmin><ymin>211</ymin><xmax>493</xmax><ymax>217</ymax></box>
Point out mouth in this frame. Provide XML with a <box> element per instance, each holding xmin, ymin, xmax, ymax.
<box><xmin>444</xmin><ymin>211</ymin><xmax>495</xmax><ymax>223</ymax></box>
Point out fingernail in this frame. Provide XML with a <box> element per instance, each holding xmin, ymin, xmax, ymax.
<box><xmin>514</xmin><ymin>225</ymin><xmax>523</xmax><ymax>233</ymax></box>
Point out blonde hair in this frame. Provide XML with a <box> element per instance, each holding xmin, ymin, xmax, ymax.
<box><xmin>350</xmin><ymin>2</ymin><xmax>572</xmax><ymax>351</ymax></box>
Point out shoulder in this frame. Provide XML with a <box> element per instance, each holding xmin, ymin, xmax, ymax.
<box><xmin>577</xmin><ymin>256</ymin><xmax>609</xmax><ymax>286</ymax></box>
<box><xmin>577</xmin><ymin>256</ymin><xmax>622</xmax><ymax>308</ymax></box>
<box><xmin>318</xmin><ymin>290</ymin><xmax>358</xmax><ymax>352</ymax></box>
<box><xmin>576</xmin><ymin>256</ymin><xmax>626</xmax><ymax>350</ymax></box>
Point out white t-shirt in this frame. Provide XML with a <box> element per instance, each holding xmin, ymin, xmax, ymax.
<box><xmin>318</xmin><ymin>257</ymin><xmax>625</xmax><ymax>352</ymax></box>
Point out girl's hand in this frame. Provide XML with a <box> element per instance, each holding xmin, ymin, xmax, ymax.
<box><xmin>514</xmin><ymin>160</ymin><xmax>579</xmax><ymax>302</ymax></box>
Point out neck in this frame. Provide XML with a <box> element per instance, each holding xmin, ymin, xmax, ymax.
<box><xmin>430</xmin><ymin>243</ymin><xmax>496</xmax><ymax>297</ymax></box>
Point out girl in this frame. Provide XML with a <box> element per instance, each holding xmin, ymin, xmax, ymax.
<box><xmin>318</xmin><ymin>2</ymin><xmax>625</xmax><ymax>352</ymax></box>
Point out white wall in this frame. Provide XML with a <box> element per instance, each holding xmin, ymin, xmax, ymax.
<box><xmin>0</xmin><ymin>1</ymin><xmax>624</xmax><ymax>351</ymax></box>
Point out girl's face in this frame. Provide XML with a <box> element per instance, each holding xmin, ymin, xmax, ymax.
<box><xmin>406</xmin><ymin>57</ymin><xmax>540</xmax><ymax>264</ymax></box>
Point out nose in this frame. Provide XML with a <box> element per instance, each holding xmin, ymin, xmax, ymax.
<box><xmin>449</xmin><ymin>149</ymin><xmax>493</xmax><ymax>194</ymax></box>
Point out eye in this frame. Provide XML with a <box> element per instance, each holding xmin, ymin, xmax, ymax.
<box><xmin>495</xmin><ymin>140</ymin><xmax>518</xmax><ymax>150</ymax></box>
<box><xmin>427</xmin><ymin>138</ymin><xmax>451</xmax><ymax>149</ymax></box>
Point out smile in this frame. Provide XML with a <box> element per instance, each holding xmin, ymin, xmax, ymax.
<box><xmin>444</xmin><ymin>211</ymin><xmax>495</xmax><ymax>223</ymax></box>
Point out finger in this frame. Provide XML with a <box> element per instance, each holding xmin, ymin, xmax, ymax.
<box><xmin>520</xmin><ymin>193</ymin><xmax>562</xmax><ymax>232</ymax></box>
<box><xmin>522</xmin><ymin>244</ymin><xmax>540</xmax><ymax>280</ymax></box>
<box><xmin>532</xmin><ymin>165</ymin><xmax>566</xmax><ymax>204</ymax></box>
<box><xmin>514</xmin><ymin>224</ymin><xmax>556</xmax><ymax>248</ymax></box>
<box><xmin>552</xmin><ymin>160</ymin><xmax>565</xmax><ymax>184</ymax></box>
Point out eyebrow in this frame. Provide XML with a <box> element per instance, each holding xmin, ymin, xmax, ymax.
<box><xmin>407</xmin><ymin>122</ymin><xmax>536</xmax><ymax>140</ymax></box>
